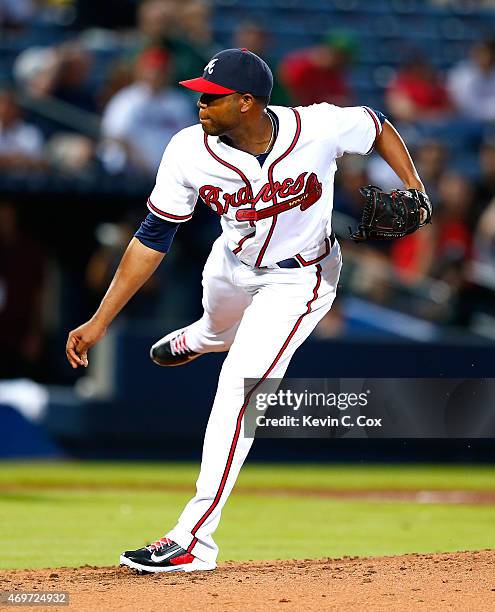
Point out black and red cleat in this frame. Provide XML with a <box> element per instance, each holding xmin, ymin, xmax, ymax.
<box><xmin>150</xmin><ymin>327</ymin><xmax>201</xmax><ymax>367</ymax></box>
<box><xmin>120</xmin><ymin>536</ymin><xmax>216</xmax><ymax>573</ymax></box>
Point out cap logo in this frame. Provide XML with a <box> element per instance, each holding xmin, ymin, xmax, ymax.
<box><xmin>204</xmin><ymin>59</ymin><xmax>218</xmax><ymax>74</ymax></box>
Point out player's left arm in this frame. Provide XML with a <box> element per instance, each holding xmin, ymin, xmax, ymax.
<box><xmin>374</xmin><ymin>120</ymin><xmax>425</xmax><ymax>192</ymax></box>
<box><xmin>332</xmin><ymin>105</ymin><xmax>424</xmax><ymax>193</ymax></box>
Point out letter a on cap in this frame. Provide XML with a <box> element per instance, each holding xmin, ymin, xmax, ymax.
<box><xmin>205</xmin><ymin>59</ymin><xmax>218</xmax><ymax>74</ymax></box>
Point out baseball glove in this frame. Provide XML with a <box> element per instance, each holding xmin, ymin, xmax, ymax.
<box><xmin>349</xmin><ymin>185</ymin><xmax>432</xmax><ymax>242</ymax></box>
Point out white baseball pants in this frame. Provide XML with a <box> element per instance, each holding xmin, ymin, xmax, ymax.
<box><xmin>166</xmin><ymin>235</ymin><xmax>342</xmax><ymax>564</ymax></box>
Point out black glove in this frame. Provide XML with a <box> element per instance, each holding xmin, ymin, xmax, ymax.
<box><xmin>349</xmin><ymin>185</ymin><xmax>432</xmax><ymax>243</ymax></box>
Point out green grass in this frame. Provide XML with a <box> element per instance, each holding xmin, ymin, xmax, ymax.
<box><xmin>0</xmin><ymin>462</ymin><xmax>494</xmax><ymax>569</ymax></box>
<box><xmin>1</xmin><ymin>461</ymin><xmax>495</xmax><ymax>490</ymax></box>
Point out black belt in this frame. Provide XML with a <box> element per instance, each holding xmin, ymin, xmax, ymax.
<box><xmin>275</xmin><ymin>231</ymin><xmax>335</xmax><ymax>269</ymax></box>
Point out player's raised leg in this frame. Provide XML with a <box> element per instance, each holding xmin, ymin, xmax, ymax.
<box><xmin>150</xmin><ymin>237</ymin><xmax>253</xmax><ymax>367</ymax></box>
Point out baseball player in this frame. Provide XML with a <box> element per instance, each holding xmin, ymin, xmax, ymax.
<box><xmin>66</xmin><ymin>49</ymin><xmax>431</xmax><ymax>573</ymax></box>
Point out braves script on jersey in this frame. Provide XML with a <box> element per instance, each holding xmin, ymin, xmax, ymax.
<box><xmin>147</xmin><ymin>104</ymin><xmax>382</xmax><ymax>267</ymax></box>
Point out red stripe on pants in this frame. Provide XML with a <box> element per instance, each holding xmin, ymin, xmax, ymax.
<box><xmin>187</xmin><ymin>264</ymin><xmax>323</xmax><ymax>553</ymax></box>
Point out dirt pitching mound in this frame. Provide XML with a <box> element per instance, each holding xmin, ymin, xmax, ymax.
<box><xmin>2</xmin><ymin>550</ymin><xmax>494</xmax><ymax>611</ymax></box>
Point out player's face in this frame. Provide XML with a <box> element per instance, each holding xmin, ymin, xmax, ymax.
<box><xmin>197</xmin><ymin>92</ymin><xmax>243</xmax><ymax>136</ymax></box>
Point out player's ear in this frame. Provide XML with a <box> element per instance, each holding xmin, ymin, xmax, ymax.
<box><xmin>238</xmin><ymin>93</ymin><xmax>254</xmax><ymax>113</ymax></box>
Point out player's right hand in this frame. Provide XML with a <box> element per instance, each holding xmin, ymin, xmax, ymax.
<box><xmin>65</xmin><ymin>320</ymin><xmax>107</xmax><ymax>369</ymax></box>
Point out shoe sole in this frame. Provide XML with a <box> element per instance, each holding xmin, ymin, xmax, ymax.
<box><xmin>150</xmin><ymin>327</ymin><xmax>202</xmax><ymax>368</ymax></box>
<box><xmin>119</xmin><ymin>554</ymin><xmax>216</xmax><ymax>574</ymax></box>
<box><xmin>156</xmin><ymin>353</ymin><xmax>201</xmax><ymax>368</ymax></box>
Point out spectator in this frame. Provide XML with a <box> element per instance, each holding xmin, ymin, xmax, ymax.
<box><xmin>13</xmin><ymin>46</ymin><xmax>58</xmax><ymax>98</ymax></box>
<box><xmin>472</xmin><ymin>139</ymin><xmax>495</xmax><ymax>226</ymax></box>
<box><xmin>367</xmin><ymin>153</ymin><xmax>402</xmax><ymax>193</ymax></box>
<box><xmin>134</xmin><ymin>0</ymin><xmax>177</xmax><ymax>46</ymax></box>
<box><xmin>48</xmin><ymin>44</ymin><xmax>96</xmax><ymax>114</ymax></box>
<box><xmin>472</xmin><ymin>197</ymin><xmax>495</xmax><ymax>273</ymax></box>
<box><xmin>433</xmin><ymin>173</ymin><xmax>473</xmax><ymax>272</ymax></box>
<box><xmin>278</xmin><ymin>30</ymin><xmax>355</xmax><ymax>106</ymax></box>
<box><xmin>100</xmin><ymin>47</ymin><xmax>195</xmax><ymax>175</ymax></box>
<box><xmin>333</xmin><ymin>156</ymin><xmax>370</xmax><ymax>222</ymax></box>
<box><xmin>458</xmin><ymin>196</ymin><xmax>495</xmax><ymax>326</ymax></box>
<box><xmin>0</xmin><ymin>89</ymin><xmax>45</xmax><ymax>172</ymax></box>
<box><xmin>447</xmin><ymin>39</ymin><xmax>495</xmax><ymax>122</ymax></box>
<box><xmin>97</xmin><ymin>60</ymin><xmax>135</xmax><ymax>112</ymax></box>
<box><xmin>389</xmin><ymin>223</ymin><xmax>435</xmax><ymax>286</ymax></box>
<box><xmin>233</xmin><ymin>21</ymin><xmax>290</xmax><ymax>105</ymax></box>
<box><xmin>15</xmin><ymin>42</ymin><xmax>97</xmax><ymax>114</ymax></box>
<box><xmin>314</xmin><ymin>302</ymin><xmax>345</xmax><ymax>338</ymax></box>
<box><xmin>127</xmin><ymin>0</ymin><xmax>212</xmax><ymax>85</ymax></box>
<box><xmin>415</xmin><ymin>139</ymin><xmax>448</xmax><ymax>203</ymax></box>
<box><xmin>96</xmin><ymin>0</ymin><xmax>174</xmax><ymax>110</ymax></box>
<box><xmin>386</xmin><ymin>56</ymin><xmax>452</xmax><ymax>122</ymax></box>
<box><xmin>234</xmin><ymin>21</ymin><xmax>268</xmax><ymax>56</ymax></box>
<box><xmin>347</xmin><ymin>248</ymin><xmax>393</xmax><ymax>304</ymax></box>
<box><xmin>0</xmin><ymin>0</ymin><xmax>35</xmax><ymax>30</ymax></box>
<box><xmin>170</xmin><ymin>0</ymin><xmax>219</xmax><ymax>83</ymax></box>
<box><xmin>0</xmin><ymin>201</ymin><xmax>46</xmax><ymax>379</ymax></box>
<box><xmin>368</xmin><ymin>139</ymin><xmax>448</xmax><ymax>201</ymax></box>
<box><xmin>46</xmin><ymin>133</ymin><xmax>96</xmax><ymax>175</ymax></box>
<box><xmin>179</xmin><ymin>0</ymin><xmax>217</xmax><ymax>53</ymax></box>
<box><xmin>86</xmin><ymin>215</ymin><xmax>163</xmax><ymax>320</ymax></box>
<box><xmin>391</xmin><ymin>173</ymin><xmax>472</xmax><ymax>286</ymax></box>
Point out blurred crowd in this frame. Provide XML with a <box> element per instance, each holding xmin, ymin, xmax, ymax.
<box><xmin>1</xmin><ymin>0</ymin><xmax>495</xmax><ymax>380</ymax></box>
<box><xmin>330</xmin><ymin>37</ymin><xmax>495</xmax><ymax>337</ymax></box>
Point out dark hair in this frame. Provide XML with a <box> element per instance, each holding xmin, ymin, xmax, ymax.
<box><xmin>0</xmin><ymin>85</ymin><xmax>17</xmax><ymax>99</ymax></box>
<box><xmin>477</xmin><ymin>39</ymin><xmax>495</xmax><ymax>53</ymax></box>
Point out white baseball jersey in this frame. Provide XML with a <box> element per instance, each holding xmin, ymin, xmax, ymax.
<box><xmin>147</xmin><ymin>103</ymin><xmax>382</xmax><ymax>267</ymax></box>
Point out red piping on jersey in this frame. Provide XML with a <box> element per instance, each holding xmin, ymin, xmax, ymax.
<box><xmin>295</xmin><ymin>237</ymin><xmax>331</xmax><ymax>267</ymax></box>
<box><xmin>203</xmin><ymin>134</ymin><xmax>254</xmax><ymax>225</ymax></box>
<box><xmin>232</xmin><ymin>231</ymin><xmax>255</xmax><ymax>255</ymax></box>
<box><xmin>254</xmin><ymin>108</ymin><xmax>302</xmax><ymax>268</ymax></box>
<box><xmin>363</xmin><ymin>107</ymin><xmax>381</xmax><ymax>155</ymax></box>
<box><xmin>186</xmin><ymin>264</ymin><xmax>322</xmax><ymax>554</ymax></box>
<box><xmin>147</xmin><ymin>198</ymin><xmax>193</xmax><ymax>221</ymax></box>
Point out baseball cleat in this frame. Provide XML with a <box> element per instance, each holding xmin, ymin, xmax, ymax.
<box><xmin>119</xmin><ymin>536</ymin><xmax>216</xmax><ymax>573</ymax></box>
<box><xmin>150</xmin><ymin>327</ymin><xmax>201</xmax><ymax>367</ymax></box>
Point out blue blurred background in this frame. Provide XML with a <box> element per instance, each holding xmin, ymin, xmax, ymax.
<box><xmin>1</xmin><ymin>0</ymin><xmax>495</xmax><ymax>461</ymax></box>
